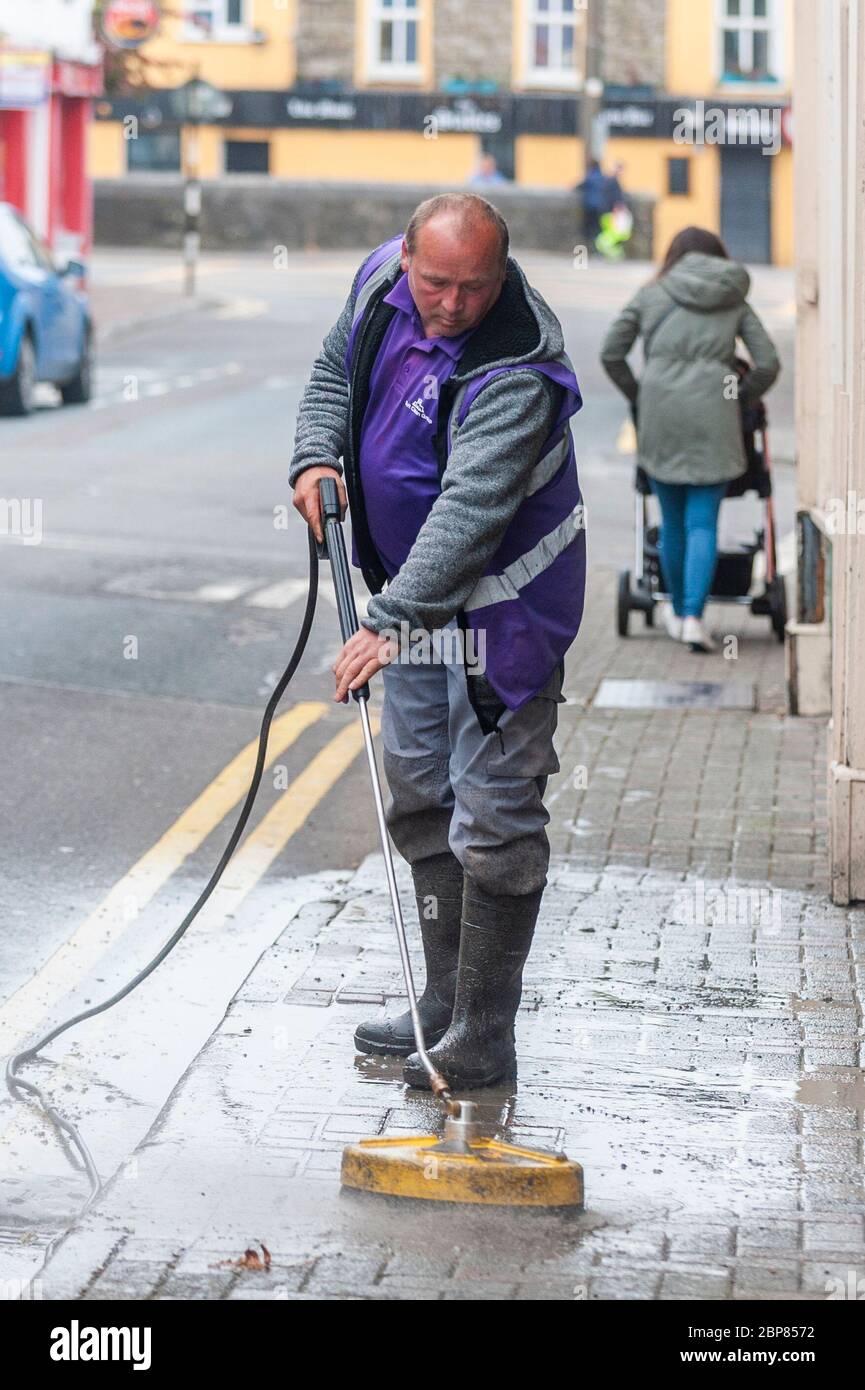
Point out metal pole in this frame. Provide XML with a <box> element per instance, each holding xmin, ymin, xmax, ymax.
<box><xmin>580</xmin><ymin>0</ymin><xmax>605</xmax><ymax>173</ymax></box>
<box><xmin>318</xmin><ymin>479</ymin><xmax>457</xmax><ymax>1111</ymax></box>
<box><xmin>183</xmin><ymin>122</ymin><xmax>201</xmax><ymax>298</ymax></box>
<box><xmin>354</xmin><ymin>697</ymin><xmax>439</xmax><ymax>1080</ymax></box>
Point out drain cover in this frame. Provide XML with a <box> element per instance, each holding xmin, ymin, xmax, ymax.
<box><xmin>594</xmin><ymin>679</ymin><xmax>756</xmax><ymax>710</ymax></box>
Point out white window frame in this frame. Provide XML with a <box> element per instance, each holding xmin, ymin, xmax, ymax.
<box><xmin>182</xmin><ymin>0</ymin><xmax>252</xmax><ymax>44</ymax></box>
<box><xmin>524</xmin><ymin>0</ymin><xmax>582</xmax><ymax>90</ymax></box>
<box><xmin>716</xmin><ymin>0</ymin><xmax>784</xmax><ymax>87</ymax></box>
<box><xmin>366</xmin><ymin>0</ymin><xmax>423</xmax><ymax>84</ymax></box>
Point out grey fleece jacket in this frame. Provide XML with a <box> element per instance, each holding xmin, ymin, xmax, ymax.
<box><xmin>288</xmin><ymin>252</ymin><xmax>570</xmax><ymax>639</ymax></box>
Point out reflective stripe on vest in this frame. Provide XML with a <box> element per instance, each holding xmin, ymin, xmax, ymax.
<box><xmin>464</xmin><ymin>500</ymin><xmax>586</xmax><ymax>613</ymax></box>
<box><xmin>526</xmin><ymin>429</ymin><xmax>571</xmax><ymax>496</ymax></box>
<box><xmin>448</xmin><ymin>361</ymin><xmax>576</xmax><ymax>496</ymax></box>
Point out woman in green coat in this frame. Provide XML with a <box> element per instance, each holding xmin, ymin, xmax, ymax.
<box><xmin>600</xmin><ymin>226</ymin><xmax>781</xmax><ymax>652</ymax></box>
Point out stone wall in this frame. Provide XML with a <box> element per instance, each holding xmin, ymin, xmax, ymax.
<box><xmin>94</xmin><ymin>176</ymin><xmax>655</xmax><ymax>259</ymax></box>
<box><xmin>432</xmin><ymin>0</ymin><xmax>516</xmax><ymax>89</ymax></box>
<box><xmin>285</xmin><ymin>0</ymin><xmax>668</xmax><ymax>97</ymax></box>
<box><xmin>601</xmin><ymin>0</ymin><xmax>668</xmax><ymax>89</ymax></box>
<box><xmin>294</xmin><ymin>0</ymin><xmax>356</xmax><ymax>87</ymax></box>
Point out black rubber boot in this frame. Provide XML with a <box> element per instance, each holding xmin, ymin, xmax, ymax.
<box><xmin>402</xmin><ymin>876</ymin><xmax>544</xmax><ymax>1089</ymax></box>
<box><xmin>354</xmin><ymin>850</ymin><xmax>463</xmax><ymax>1056</ymax></box>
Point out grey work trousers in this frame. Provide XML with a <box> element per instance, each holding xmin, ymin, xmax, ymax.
<box><xmin>379</xmin><ymin>619</ymin><xmax>565</xmax><ymax>897</ymax></box>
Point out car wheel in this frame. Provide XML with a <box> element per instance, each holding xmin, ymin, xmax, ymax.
<box><xmin>0</xmin><ymin>332</ymin><xmax>37</xmax><ymax>416</ymax></box>
<box><xmin>60</xmin><ymin>327</ymin><xmax>92</xmax><ymax>405</ymax></box>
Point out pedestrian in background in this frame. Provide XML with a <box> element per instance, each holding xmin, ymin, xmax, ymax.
<box><xmin>600</xmin><ymin>226</ymin><xmax>780</xmax><ymax>652</ymax></box>
<box><xmin>602</xmin><ymin>160</ymin><xmax>626</xmax><ymax>213</ymax></box>
<box><xmin>575</xmin><ymin>158</ymin><xmax>607</xmax><ymax>246</ymax></box>
<box><xmin>595</xmin><ymin>201</ymin><xmax>633</xmax><ymax>262</ymax></box>
<box><xmin>468</xmin><ymin>152</ymin><xmax>509</xmax><ymax>187</ymax></box>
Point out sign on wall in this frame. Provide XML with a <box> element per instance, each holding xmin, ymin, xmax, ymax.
<box><xmin>100</xmin><ymin>0</ymin><xmax>161</xmax><ymax>49</ymax></box>
<box><xmin>0</xmin><ymin>50</ymin><xmax>51</xmax><ymax>108</ymax></box>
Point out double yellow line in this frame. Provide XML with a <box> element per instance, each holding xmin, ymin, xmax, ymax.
<box><xmin>0</xmin><ymin>702</ymin><xmax>377</xmax><ymax>1057</ymax></box>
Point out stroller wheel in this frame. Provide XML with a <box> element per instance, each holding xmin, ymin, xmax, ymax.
<box><xmin>769</xmin><ymin>575</ymin><xmax>787</xmax><ymax>643</ymax></box>
<box><xmin>617</xmin><ymin>570</ymin><xmax>632</xmax><ymax>638</ymax></box>
<box><xmin>644</xmin><ymin>600</ymin><xmax>655</xmax><ymax>628</ymax></box>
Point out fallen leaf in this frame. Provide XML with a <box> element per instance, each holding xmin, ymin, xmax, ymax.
<box><xmin>211</xmin><ymin>1240</ymin><xmax>272</xmax><ymax>1272</ymax></box>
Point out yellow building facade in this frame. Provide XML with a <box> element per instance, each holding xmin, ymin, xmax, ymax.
<box><xmin>91</xmin><ymin>0</ymin><xmax>794</xmax><ymax>264</ymax></box>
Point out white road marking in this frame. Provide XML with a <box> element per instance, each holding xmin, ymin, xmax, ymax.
<box><xmin>245</xmin><ymin>577</ymin><xmax>311</xmax><ymax>609</ymax></box>
<box><xmin>103</xmin><ymin>571</ymin><xmax>261</xmax><ymax>603</ymax></box>
<box><xmin>0</xmin><ymin>702</ymin><xmax>332</xmax><ymax>1060</ymax></box>
<box><xmin>214</xmin><ymin>297</ymin><xmax>269</xmax><ymax>320</ymax></box>
<box><xmin>263</xmin><ymin>374</ymin><xmax>305</xmax><ymax>390</ymax></box>
<box><xmin>246</xmin><ymin>578</ymin><xmax>370</xmax><ymax>618</ymax></box>
<box><xmin>98</xmin><ymin>569</ymin><xmax>371</xmax><ymax>615</ymax></box>
<box><xmin>88</xmin><ymin>361</ymin><xmax>244</xmax><ymax>411</ymax></box>
<box><xmin>193</xmin><ymin>581</ymin><xmax>259</xmax><ymax>603</ymax></box>
<box><xmin>89</xmin><ymin>259</ymin><xmax>245</xmax><ymax>287</ymax></box>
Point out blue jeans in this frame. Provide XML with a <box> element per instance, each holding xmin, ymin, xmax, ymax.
<box><xmin>650</xmin><ymin>479</ymin><xmax>727</xmax><ymax>619</ymax></box>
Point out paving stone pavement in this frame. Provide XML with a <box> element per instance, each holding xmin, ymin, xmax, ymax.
<box><xmin>33</xmin><ymin>571</ymin><xmax>865</xmax><ymax>1301</ymax></box>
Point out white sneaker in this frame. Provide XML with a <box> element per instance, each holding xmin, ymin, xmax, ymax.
<box><xmin>682</xmin><ymin>617</ymin><xmax>718</xmax><ymax>653</ymax></box>
<box><xmin>660</xmin><ymin>604</ymin><xmax>683</xmax><ymax>641</ymax></box>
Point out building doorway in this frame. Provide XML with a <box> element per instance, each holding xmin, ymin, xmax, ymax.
<box><xmin>720</xmin><ymin>142</ymin><xmax>772</xmax><ymax>264</ymax></box>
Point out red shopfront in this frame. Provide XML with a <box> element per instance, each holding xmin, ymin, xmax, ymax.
<box><xmin>0</xmin><ymin>49</ymin><xmax>102</xmax><ymax>259</ymax></box>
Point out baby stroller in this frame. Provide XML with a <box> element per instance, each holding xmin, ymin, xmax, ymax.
<box><xmin>616</xmin><ymin>374</ymin><xmax>787</xmax><ymax>644</ymax></box>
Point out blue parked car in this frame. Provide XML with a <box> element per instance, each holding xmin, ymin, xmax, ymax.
<box><xmin>0</xmin><ymin>201</ymin><xmax>93</xmax><ymax>416</ymax></box>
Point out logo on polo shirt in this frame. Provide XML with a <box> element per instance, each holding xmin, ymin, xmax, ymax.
<box><xmin>405</xmin><ymin>397</ymin><xmax>433</xmax><ymax>424</ymax></box>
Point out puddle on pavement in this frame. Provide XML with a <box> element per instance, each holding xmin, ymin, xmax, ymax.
<box><xmin>585</xmin><ymin>980</ymin><xmax>790</xmax><ymax>1015</ymax></box>
<box><xmin>796</xmin><ymin>1070</ymin><xmax>865</xmax><ymax>1109</ymax></box>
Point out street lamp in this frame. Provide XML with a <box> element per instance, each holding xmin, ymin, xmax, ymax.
<box><xmin>170</xmin><ymin>76</ymin><xmax>233</xmax><ymax>296</ymax></box>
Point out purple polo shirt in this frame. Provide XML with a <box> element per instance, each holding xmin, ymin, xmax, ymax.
<box><xmin>357</xmin><ymin>272</ymin><xmax>476</xmax><ymax>579</ymax></box>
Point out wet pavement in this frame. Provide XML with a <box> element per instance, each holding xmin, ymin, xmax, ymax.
<box><xmin>22</xmin><ymin>572</ymin><xmax>865</xmax><ymax>1302</ymax></box>
<box><xmin>3</xmin><ymin>248</ymin><xmax>856</xmax><ymax>1302</ymax></box>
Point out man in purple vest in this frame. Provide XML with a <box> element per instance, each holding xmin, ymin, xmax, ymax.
<box><xmin>290</xmin><ymin>194</ymin><xmax>585</xmax><ymax>1090</ymax></box>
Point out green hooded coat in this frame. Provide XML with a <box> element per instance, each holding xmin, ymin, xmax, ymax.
<box><xmin>600</xmin><ymin>251</ymin><xmax>781</xmax><ymax>485</ymax></box>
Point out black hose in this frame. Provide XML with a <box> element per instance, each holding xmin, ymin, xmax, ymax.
<box><xmin>5</xmin><ymin>527</ymin><xmax>321</xmax><ymax>1204</ymax></box>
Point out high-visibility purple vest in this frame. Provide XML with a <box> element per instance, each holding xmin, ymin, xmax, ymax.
<box><xmin>345</xmin><ymin>236</ymin><xmax>586</xmax><ymax>714</ymax></box>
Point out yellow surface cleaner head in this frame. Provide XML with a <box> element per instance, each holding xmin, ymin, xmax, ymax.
<box><xmin>341</xmin><ymin>1102</ymin><xmax>584</xmax><ymax>1208</ymax></box>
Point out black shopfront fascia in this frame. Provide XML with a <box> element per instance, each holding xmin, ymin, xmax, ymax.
<box><xmin>98</xmin><ymin>89</ymin><xmax>790</xmax><ymax>145</ymax></box>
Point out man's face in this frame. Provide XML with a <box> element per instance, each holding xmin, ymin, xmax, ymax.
<box><xmin>401</xmin><ymin>218</ymin><xmax>505</xmax><ymax>339</ymax></box>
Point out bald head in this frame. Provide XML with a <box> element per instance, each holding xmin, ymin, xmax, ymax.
<box><xmin>405</xmin><ymin>192</ymin><xmax>509</xmax><ymax>268</ymax></box>
<box><xmin>401</xmin><ymin>194</ymin><xmax>509</xmax><ymax>339</ymax></box>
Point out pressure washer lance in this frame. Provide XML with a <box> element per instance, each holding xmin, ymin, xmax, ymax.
<box><xmin>318</xmin><ymin>476</ymin><xmax>458</xmax><ymax>1118</ymax></box>
<box><xmin>4</xmin><ymin>474</ymin><xmax>460</xmax><ymax>1205</ymax></box>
